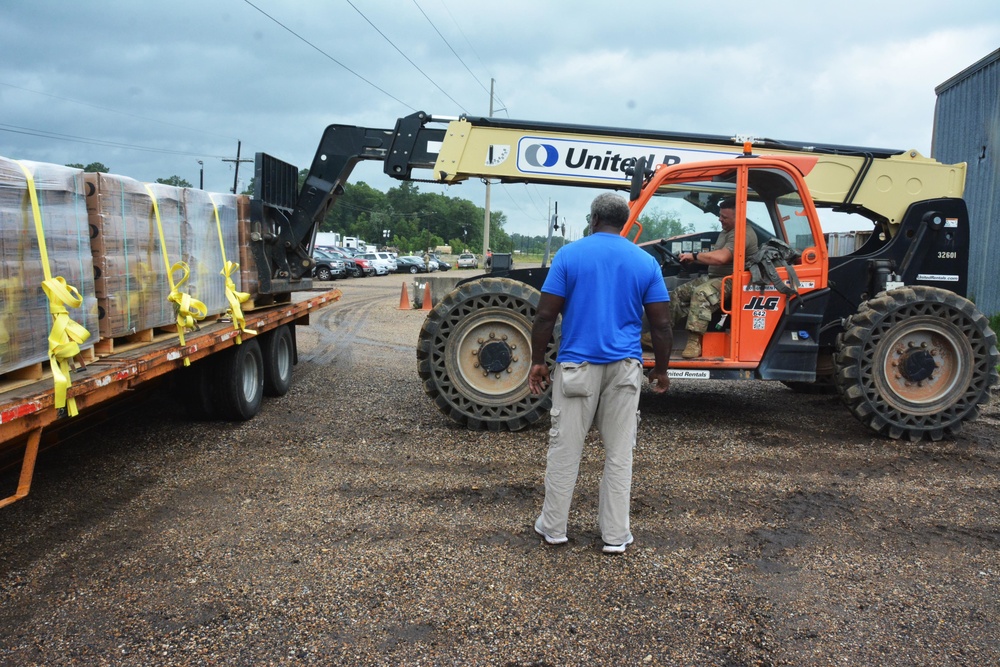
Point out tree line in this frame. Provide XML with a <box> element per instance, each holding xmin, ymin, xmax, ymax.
<box><xmin>317</xmin><ymin>176</ymin><xmax>693</xmax><ymax>255</ymax></box>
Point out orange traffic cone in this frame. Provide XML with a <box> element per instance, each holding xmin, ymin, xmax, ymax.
<box><xmin>421</xmin><ymin>282</ymin><xmax>433</xmax><ymax>310</ymax></box>
<box><xmin>398</xmin><ymin>282</ymin><xmax>411</xmax><ymax>310</ymax></box>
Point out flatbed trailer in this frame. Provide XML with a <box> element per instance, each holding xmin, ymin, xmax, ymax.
<box><xmin>0</xmin><ymin>289</ymin><xmax>342</xmax><ymax>508</ymax></box>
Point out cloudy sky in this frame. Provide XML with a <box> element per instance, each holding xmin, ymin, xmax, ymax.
<box><xmin>2</xmin><ymin>1</ymin><xmax>997</xmax><ymax>238</ymax></box>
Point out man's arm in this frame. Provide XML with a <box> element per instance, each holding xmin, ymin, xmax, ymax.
<box><xmin>643</xmin><ymin>300</ymin><xmax>673</xmax><ymax>394</ymax></box>
<box><xmin>679</xmin><ymin>247</ymin><xmax>733</xmax><ymax>266</ymax></box>
<box><xmin>528</xmin><ymin>292</ymin><xmax>564</xmax><ymax>395</ymax></box>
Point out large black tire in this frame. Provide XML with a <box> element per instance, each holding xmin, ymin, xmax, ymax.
<box><xmin>834</xmin><ymin>286</ymin><xmax>999</xmax><ymax>441</ymax></box>
<box><xmin>214</xmin><ymin>338</ymin><xmax>265</xmax><ymax>421</ymax></box>
<box><xmin>416</xmin><ymin>277</ymin><xmax>558</xmax><ymax>431</ymax></box>
<box><xmin>262</xmin><ymin>325</ymin><xmax>295</xmax><ymax>397</ymax></box>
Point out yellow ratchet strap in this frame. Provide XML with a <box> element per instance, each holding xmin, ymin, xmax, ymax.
<box><xmin>144</xmin><ymin>184</ymin><xmax>206</xmax><ymax>366</ymax></box>
<box><xmin>210</xmin><ymin>195</ymin><xmax>255</xmax><ymax>344</ymax></box>
<box><xmin>18</xmin><ymin>161</ymin><xmax>91</xmax><ymax>417</ymax></box>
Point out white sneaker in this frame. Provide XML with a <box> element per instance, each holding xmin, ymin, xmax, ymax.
<box><xmin>534</xmin><ymin>524</ymin><xmax>568</xmax><ymax>545</ymax></box>
<box><xmin>602</xmin><ymin>535</ymin><xmax>634</xmax><ymax>554</ymax></box>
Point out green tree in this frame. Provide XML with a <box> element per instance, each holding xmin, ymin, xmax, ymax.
<box><xmin>635</xmin><ymin>209</ymin><xmax>692</xmax><ymax>243</ymax></box>
<box><xmin>156</xmin><ymin>175</ymin><xmax>193</xmax><ymax>187</ymax></box>
<box><xmin>65</xmin><ymin>162</ymin><xmax>110</xmax><ymax>173</ymax></box>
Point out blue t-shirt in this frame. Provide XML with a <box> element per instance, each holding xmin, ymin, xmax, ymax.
<box><xmin>541</xmin><ymin>232</ymin><xmax>669</xmax><ymax>364</ymax></box>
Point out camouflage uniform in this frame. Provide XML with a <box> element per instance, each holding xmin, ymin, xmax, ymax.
<box><xmin>672</xmin><ymin>226</ymin><xmax>758</xmax><ymax>334</ymax></box>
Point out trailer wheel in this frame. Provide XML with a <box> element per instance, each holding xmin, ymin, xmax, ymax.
<box><xmin>215</xmin><ymin>338</ymin><xmax>265</xmax><ymax>421</ymax></box>
<box><xmin>417</xmin><ymin>277</ymin><xmax>558</xmax><ymax>431</ymax></box>
<box><xmin>262</xmin><ymin>325</ymin><xmax>295</xmax><ymax>397</ymax></box>
<box><xmin>834</xmin><ymin>286</ymin><xmax>999</xmax><ymax>441</ymax></box>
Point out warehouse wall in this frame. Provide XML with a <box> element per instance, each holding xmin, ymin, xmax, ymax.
<box><xmin>932</xmin><ymin>48</ymin><xmax>1000</xmax><ymax>316</ymax></box>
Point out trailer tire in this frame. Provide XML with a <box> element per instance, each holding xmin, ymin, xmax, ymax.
<box><xmin>262</xmin><ymin>325</ymin><xmax>295</xmax><ymax>397</ymax></box>
<box><xmin>834</xmin><ymin>286</ymin><xmax>999</xmax><ymax>441</ymax></box>
<box><xmin>417</xmin><ymin>277</ymin><xmax>558</xmax><ymax>431</ymax></box>
<box><xmin>215</xmin><ymin>338</ymin><xmax>265</xmax><ymax>421</ymax></box>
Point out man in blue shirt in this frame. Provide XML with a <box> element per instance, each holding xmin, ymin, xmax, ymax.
<box><xmin>528</xmin><ymin>192</ymin><xmax>672</xmax><ymax>554</ymax></box>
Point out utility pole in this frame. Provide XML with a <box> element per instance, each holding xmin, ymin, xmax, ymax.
<box><xmin>222</xmin><ymin>140</ymin><xmax>253</xmax><ymax>194</ymax></box>
<box><xmin>482</xmin><ymin>79</ymin><xmax>494</xmax><ymax>257</ymax></box>
<box><xmin>542</xmin><ymin>200</ymin><xmax>557</xmax><ymax>268</ymax></box>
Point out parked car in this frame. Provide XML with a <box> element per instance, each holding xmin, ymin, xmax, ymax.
<box><xmin>359</xmin><ymin>252</ymin><xmax>391</xmax><ymax>275</ymax></box>
<box><xmin>374</xmin><ymin>251</ymin><xmax>397</xmax><ymax>272</ymax></box>
<box><xmin>430</xmin><ymin>254</ymin><xmax>451</xmax><ymax>271</ymax></box>
<box><xmin>456</xmin><ymin>253</ymin><xmax>478</xmax><ymax>269</ymax></box>
<box><xmin>312</xmin><ymin>249</ymin><xmax>347</xmax><ymax>281</ymax></box>
<box><xmin>351</xmin><ymin>256</ymin><xmax>376</xmax><ymax>276</ymax></box>
<box><xmin>396</xmin><ymin>256</ymin><xmax>428</xmax><ymax>274</ymax></box>
<box><xmin>318</xmin><ymin>247</ymin><xmax>362</xmax><ymax>277</ymax></box>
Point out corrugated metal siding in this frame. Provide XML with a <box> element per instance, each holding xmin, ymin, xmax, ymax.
<box><xmin>932</xmin><ymin>48</ymin><xmax>1000</xmax><ymax>315</ymax></box>
<box><xmin>825</xmin><ymin>231</ymin><xmax>873</xmax><ymax>257</ymax></box>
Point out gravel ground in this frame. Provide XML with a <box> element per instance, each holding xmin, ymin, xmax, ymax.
<box><xmin>1</xmin><ymin>271</ymin><xmax>999</xmax><ymax>666</ymax></box>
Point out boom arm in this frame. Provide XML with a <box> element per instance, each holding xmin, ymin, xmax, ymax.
<box><xmin>259</xmin><ymin>111</ymin><xmax>966</xmax><ymax>289</ymax></box>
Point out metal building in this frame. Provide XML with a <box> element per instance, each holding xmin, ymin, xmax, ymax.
<box><xmin>932</xmin><ymin>48</ymin><xmax>1000</xmax><ymax>316</ymax></box>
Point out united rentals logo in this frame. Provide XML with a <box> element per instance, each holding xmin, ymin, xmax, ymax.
<box><xmin>515</xmin><ymin>137</ymin><xmax>735</xmax><ymax>182</ymax></box>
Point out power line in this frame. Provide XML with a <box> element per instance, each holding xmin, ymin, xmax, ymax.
<box><xmin>346</xmin><ymin>0</ymin><xmax>467</xmax><ymax>113</ymax></box>
<box><xmin>0</xmin><ymin>81</ymin><xmax>239</xmax><ymax>142</ymax></box>
<box><xmin>412</xmin><ymin>0</ymin><xmax>489</xmax><ymax>97</ymax></box>
<box><xmin>431</xmin><ymin>0</ymin><xmax>510</xmax><ymax>117</ymax></box>
<box><xmin>242</xmin><ymin>0</ymin><xmax>415</xmax><ymax>112</ymax></box>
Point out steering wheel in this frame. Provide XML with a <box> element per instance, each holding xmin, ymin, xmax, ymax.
<box><xmin>652</xmin><ymin>242</ymin><xmax>683</xmax><ymax>268</ymax></box>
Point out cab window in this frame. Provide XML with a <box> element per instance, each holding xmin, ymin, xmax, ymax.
<box><xmin>774</xmin><ymin>191</ymin><xmax>816</xmax><ymax>252</ymax></box>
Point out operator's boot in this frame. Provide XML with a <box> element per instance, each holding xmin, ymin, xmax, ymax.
<box><xmin>681</xmin><ymin>332</ymin><xmax>702</xmax><ymax>359</ymax></box>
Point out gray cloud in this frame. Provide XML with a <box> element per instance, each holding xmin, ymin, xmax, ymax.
<box><xmin>2</xmin><ymin>0</ymin><xmax>997</xmax><ymax>235</ymax></box>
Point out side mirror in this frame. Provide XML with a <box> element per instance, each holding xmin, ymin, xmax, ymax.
<box><xmin>628</xmin><ymin>156</ymin><xmax>648</xmax><ymax>202</ymax></box>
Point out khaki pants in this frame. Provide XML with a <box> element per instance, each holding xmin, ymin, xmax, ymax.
<box><xmin>534</xmin><ymin>358</ymin><xmax>642</xmax><ymax>545</ymax></box>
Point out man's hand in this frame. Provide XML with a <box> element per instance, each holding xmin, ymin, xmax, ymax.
<box><xmin>528</xmin><ymin>363</ymin><xmax>551</xmax><ymax>395</ymax></box>
<box><xmin>646</xmin><ymin>368</ymin><xmax>670</xmax><ymax>394</ymax></box>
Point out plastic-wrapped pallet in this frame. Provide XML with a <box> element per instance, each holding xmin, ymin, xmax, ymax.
<box><xmin>84</xmin><ymin>174</ymin><xmax>187</xmax><ymax>338</ymax></box>
<box><xmin>0</xmin><ymin>158</ymin><xmax>99</xmax><ymax>376</ymax></box>
<box><xmin>236</xmin><ymin>195</ymin><xmax>259</xmax><ymax>299</ymax></box>
<box><xmin>182</xmin><ymin>189</ymin><xmax>242</xmax><ymax>312</ymax></box>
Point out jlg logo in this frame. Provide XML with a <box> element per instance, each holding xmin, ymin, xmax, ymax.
<box><xmin>744</xmin><ymin>296</ymin><xmax>781</xmax><ymax>311</ymax></box>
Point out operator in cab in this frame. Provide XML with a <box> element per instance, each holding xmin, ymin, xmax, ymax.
<box><xmin>672</xmin><ymin>197</ymin><xmax>758</xmax><ymax>358</ymax></box>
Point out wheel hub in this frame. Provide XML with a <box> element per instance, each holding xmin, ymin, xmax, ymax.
<box><xmin>478</xmin><ymin>338</ymin><xmax>512</xmax><ymax>373</ymax></box>
<box><xmin>878</xmin><ymin>316</ymin><xmax>972</xmax><ymax>411</ymax></box>
<box><xmin>446</xmin><ymin>307</ymin><xmax>532</xmax><ymax>402</ymax></box>
<box><xmin>898</xmin><ymin>347</ymin><xmax>936</xmax><ymax>383</ymax></box>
